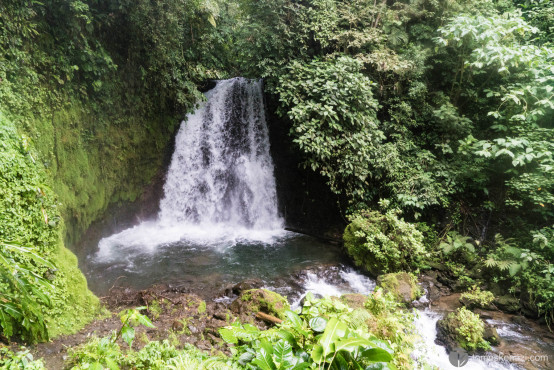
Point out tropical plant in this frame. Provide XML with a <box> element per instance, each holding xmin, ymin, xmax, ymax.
<box><xmin>443</xmin><ymin>307</ymin><xmax>491</xmax><ymax>352</ymax></box>
<box><xmin>344</xmin><ymin>208</ymin><xmax>427</xmax><ymax>275</ymax></box>
<box><xmin>276</xmin><ymin>56</ymin><xmax>382</xmax><ymax>205</ymax></box>
<box><xmin>460</xmin><ymin>286</ymin><xmax>495</xmax><ymax>309</ymax></box>
<box><xmin>0</xmin><ymin>242</ymin><xmax>54</xmax><ymax>343</ymax></box>
<box><xmin>0</xmin><ymin>347</ymin><xmax>46</xmax><ymax>370</ymax></box>
<box><xmin>67</xmin><ymin>307</ymin><xmax>154</xmax><ymax>369</ymax></box>
<box><xmin>219</xmin><ymin>309</ymin><xmax>395</xmax><ymax>369</ymax></box>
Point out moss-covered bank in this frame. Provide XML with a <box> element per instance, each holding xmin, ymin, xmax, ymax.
<box><xmin>22</xmin><ymin>101</ymin><xmax>178</xmax><ymax>245</ymax></box>
<box><xmin>1</xmin><ymin>114</ymin><xmax>98</xmax><ymax>338</ymax></box>
<box><xmin>1</xmin><ymin>99</ymin><xmax>178</xmax><ymax>338</ymax></box>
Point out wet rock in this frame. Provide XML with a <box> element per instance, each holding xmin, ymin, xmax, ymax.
<box><xmin>230</xmin><ymin>279</ymin><xmax>263</xmax><ymax>296</ymax></box>
<box><xmin>427</xmin><ymin>283</ymin><xmax>442</xmax><ymax>302</ymax></box>
<box><xmin>197</xmin><ymin>341</ymin><xmax>211</xmax><ymax>351</ymax></box>
<box><xmin>411</xmin><ymin>293</ymin><xmax>429</xmax><ymax>308</ymax></box>
<box><xmin>436</xmin><ymin>308</ymin><xmax>489</xmax><ymax>354</ymax></box>
<box><xmin>495</xmin><ymin>295</ymin><xmax>520</xmax><ymax>313</ymax></box>
<box><xmin>436</xmin><ymin>316</ymin><xmax>459</xmax><ymax>352</ymax></box>
<box><xmin>211</xmin><ymin>319</ymin><xmax>228</xmax><ymax>328</ymax></box>
<box><xmin>511</xmin><ymin>313</ymin><xmax>530</xmax><ymax>326</ymax></box>
<box><xmin>483</xmin><ymin>324</ymin><xmax>500</xmax><ymax>346</ymax></box>
<box><xmin>230</xmin><ymin>289</ymin><xmax>290</xmax><ymax>322</ymax></box>
<box><xmin>213</xmin><ymin>310</ymin><xmax>228</xmax><ymax>321</ymax></box>
<box><xmin>377</xmin><ymin>272</ymin><xmax>421</xmax><ymax>305</ymax></box>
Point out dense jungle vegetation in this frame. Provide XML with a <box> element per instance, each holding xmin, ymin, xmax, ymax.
<box><xmin>0</xmin><ymin>0</ymin><xmax>553</xmax><ymax>368</ymax></box>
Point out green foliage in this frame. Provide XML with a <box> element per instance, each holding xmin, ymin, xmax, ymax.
<box><xmin>68</xmin><ymin>336</ymin><xmax>123</xmax><ymax>370</ymax></box>
<box><xmin>239</xmin><ymin>289</ymin><xmax>290</xmax><ymax>319</ymax></box>
<box><xmin>219</xmin><ymin>291</ymin><xmax>423</xmax><ymax>369</ymax></box>
<box><xmin>68</xmin><ymin>307</ymin><xmax>155</xmax><ymax>369</ymax></box>
<box><xmin>68</xmin><ymin>336</ymin><xmax>234</xmax><ymax>370</ymax></box>
<box><xmin>440</xmin><ymin>232</ymin><xmax>477</xmax><ymax>262</ymax></box>
<box><xmin>0</xmin><ymin>0</ymin><xmax>226</xmax><ymax>343</ymax></box>
<box><xmin>0</xmin><ymin>242</ymin><xmax>53</xmax><ymax>342</ymax></box>
<box><xmin>0</xmin><ymin>114</ymin><xmax>99</xmax><ymax>341</ymax></box>
<box><xmin>344</xmin><ymin>208</ymin><xmax>427</xmax><ymax>275</ymax></box>
<box><xmin>197</xmin><ymin>300</ymin><xmax>207</xmax><ymax>315</ymax></box>
<box><xmin>377</xmin><ymin>273</ymin><xmax>422</xmax><ymax>304</ymax></box>
<box><xmin>115</xmin><ymin>307</ymin><xmax>155</xmax><ymax>348</ymax></box>
<box><xmin>220</xmin><ymin>311</ymin><xmax>395</xmax><ymax>369</ymax></box>
<box><xmin>0</xmin><ymin>347</ymin><xmax>46</xmax><ymax>370</ymax></box>
<box><xmin>276</xmin><ymin>56</ymin><xmax>382</xmax><ymax>203</ymax></box>
<box><xmin>237</xmin><ymin>1</ymin><xmax>553</xmax><ymax>327</ymax></box>
<box><xmin>444</xmin><ymin>307</ymin><xmax>490</xmax><ymax>352</ymax></box>
<box><xmin>460</xmin><ymin>286</ymin><xmax>495</xmax><ymax>309</ymax></box>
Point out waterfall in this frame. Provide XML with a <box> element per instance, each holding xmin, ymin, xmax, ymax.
<box><xmin>159</xmin><ymin>78</ymin><xmax>281</xmax><ymax>229</ymax></box>
<box><xmin>95</xmin><ymin>78</ymin><xmax>284</xmax><ymax>260</ymax></box>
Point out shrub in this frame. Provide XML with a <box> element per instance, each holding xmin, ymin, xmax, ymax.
<box><xmin>0</xmin><ymin>347</ymin><xmax>45</xmax><ymax>370</ymax></box>
<box><xmin>438</xmin><ymin>307</ymin><xmax>490</xmax><ymax>352</ymax></box>
<box><xmin>460</xmin><ymin>286</ymin><xmax>495</xmax><ymax>309</ymax></box>
<box><xmin>344</xmin><ymin>209</ymin><xmax>427</xmax><ymax>275</ymax></box>
<box><xmin>377</xmin><ymin>272</ymin><xmax>422</xmax><ymax>304</ymax></box>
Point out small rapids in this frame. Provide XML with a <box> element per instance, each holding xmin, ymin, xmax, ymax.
<box><xmin>262</xmin><ymin>268</ymin><xmax>526</xmax><ymax>370</ymax></box>
<box><xmin>85</xmin><ymin>77</ymin><xmax>551</xmax><ymax>369</ymax></box>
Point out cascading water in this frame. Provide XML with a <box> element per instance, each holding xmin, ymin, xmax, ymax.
<box><xmin>86</xmin><ymin>78</ymin><xmax>549</xmax><ymax>369</ymax></box>
<box><xmin>158</xmin><ymin>78</ymin><xmax>282</xmax><ymax>229</ymax></box>
<box><xmin>95</xmin><ymin>78</ymin><xmax>284</xmax><ymax>262</ymax></box>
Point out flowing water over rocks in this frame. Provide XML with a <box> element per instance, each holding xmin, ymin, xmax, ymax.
<box><xmin>83</xmin><ymin>78</ymin><xmax>553</xmax><ymax>370</ymax></box>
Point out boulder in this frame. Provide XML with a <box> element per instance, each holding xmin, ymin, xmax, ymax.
<box><xmin>494</xmin><ymin>295</ymin><xmax>520</xmax><ymax>313</ymax></box>
<box><xmin>483</xmin><ymin>324</ymin><xmax>500</xmax><ymax>346</ymax></box>
<box><xmin>230</xmin><ymin>289</ymin><xmax>290</xmax><ymax>323</ymax></box>
<box><xmin>436</xmin><ymin>307</ymin><xmax>490</xmax><ymax>353</ymax></box>
<box><xmin>377</xmin><ymin>272</ymin><xmax>421</xmax><ymax>305</ymax></box>
<box><xmin>340</xmin><ymin>293</ymin><xmax>367</xmax><ymax>309</ymax></box>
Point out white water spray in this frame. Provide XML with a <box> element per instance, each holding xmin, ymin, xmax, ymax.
<box><xmin>96</xmin><ymin>78</ymin><xmax>285</xmax><ymax>261</ymax></box>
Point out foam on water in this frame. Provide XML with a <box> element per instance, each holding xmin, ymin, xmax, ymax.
<box><xmin>412</xmin><ymin>309</ymin><xmax>521</xmax><ymax>369</ymax></box>
<box><xmin>290</xmin><ymin>269</ymin><xmax>521</xmax><ymax>370</ymax></box>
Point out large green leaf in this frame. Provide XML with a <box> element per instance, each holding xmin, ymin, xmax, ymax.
<box><xmin>284</xmin><ymin>310</ymin><xmax>303</xmax><ymax>328</ymax></box>
<box><xmin>121</xmin><ymin>325</ymin><xmax>135</xmax><ymax>347</ymax></box>
<box><xmin>252</xmin><ymin>348</ymin><xmax>277</xmax><ymax>370</ymax></box>
<box><xmin>334</xmin><ymin>337</ymin><xmax>373</xmax><ymax>353</ymax></box>
<box><xmin>218</xmin><ymin>328</ymin><xmax>238</xmax><ymax>344</ymax></box>
<box><xmin>360</xmin><ymin>348</ymin><xmax>394</xmax><ymax>363</ymax></box>
<box><xmin>309</xmin><ymin>316</ymin><xmax>327</xmax><ymax>332</ymax></box>
<box><xmin>330</xmin><ymin>353</ymin><xmax>350</xmax><ymax>370</ymax></box>
<box><xmin>273</xmin><ymin>340</ymin><xmax>294</xmax><ymax>367</ymax></box>
<box><xmin>319</xmin><ymin>317</ymin><xmax>348</xmax><ymax>358</ymax></box>
<box><xmin>311</xmin><ymin>344</ymin><xmax>324</xmax><ymax>363</ymax></box>
<box><xmin>275</xmin><ymin>329</ymin><xmax>298</xmax><ymax>348</ymax></box>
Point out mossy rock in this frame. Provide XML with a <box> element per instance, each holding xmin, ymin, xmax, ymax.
<box><xmin>377</xmin><ymin>272</ymin><xmax>421</xmax><ymax>305</ymax></box>
<box><xmin>483</xmin><ymin>324</ymin><xmax>500</xmax><ymax>346</ymax></box>
<box><xmin>436</xmin><ymin>307</ymin><xmax>490</xmax><ymax>353</ymax></box>
<box><xmin>494</xmin><ymin>295</ymin><xmax>520</xmax><ymax>313</ymax></box>
<box><xmin>230</xmin><ymin>289</ymin><xmax>290</xmax><ymax>320</ymax></box>
<box><xmin>459</xmin><ymin>287</ymin><xmax>495</xmax><ymax>310</ymax></box>
<box><xmin>340</xmin><ymin>294</ymin><xmax>367</xmax><ymax>309</ymax></box>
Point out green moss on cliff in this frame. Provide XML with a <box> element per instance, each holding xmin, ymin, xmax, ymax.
<box><xmin>0</xmin><ymin>113</ymin><xmax>99</xmax><ymax>338</ymax></box>
<box><xmin>22</xmin><ymin>102</ymin><xmax>177</xmax><ymax>244</ymax></box>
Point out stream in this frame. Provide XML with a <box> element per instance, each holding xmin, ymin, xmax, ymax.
<box><xmin>84</xmin><ymin>78</ymin><xmax>552</xmax><ymax>369</ymax></box>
